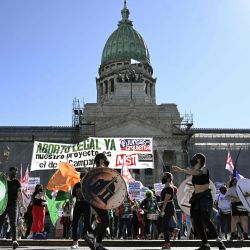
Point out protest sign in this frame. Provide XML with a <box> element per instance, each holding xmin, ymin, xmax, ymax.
<box><xmin>31</xmin><ymin>137</ymin><xmax>153</xmax><ymax>171</ymax></box>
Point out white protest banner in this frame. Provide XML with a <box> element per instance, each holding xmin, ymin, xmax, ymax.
<box><xmin>31</xmin><ymin>137</ymin><xmax>154</xmax><ymax>171</ymax></box>
<box><xmin>154</xmin><ymin>182</ymin><xmax>165</xmax><ymax>196</ymax></box>
<box><xmin>128</xmin><ymin>181</ymin><xmax>141</xmax><ymax>200</ymax></box>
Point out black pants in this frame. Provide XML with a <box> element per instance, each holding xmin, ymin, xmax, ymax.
<box><xmin>63</xmin><ymin>224</ymin><xmax>70</xmax><ymax>239</ymax></box>
<box><xmin>219</xmin><ymin>212</ymin><xmax>231</xmax><ymax>236</ymax></box>
<box><xmin>72</xmin><ymin>200</ymin><xmax>93</xmax><ymax>241</ymax></box>
<box><xmin>191</xmin><ymin>191</ymin><xmax>218</xmax><ymax>244</ymax></box>
<box><xmin>0</xmin><ymin>205</ymin><xmax>18</xmax><ymax>241</ymax></box>
<box><xmin>162</xmin><ymin>203</ymin><xmax>175</xmax><ymax>243</ymax></box>
<box><xmin>24</xmin><ymin>218</ymin><xmax>33</xmax><ymax>238</ymax></box>
<box><xmin>92</xmin><ymin>205</ymin><xmax>109</xmax><ymax>244</ymax></box>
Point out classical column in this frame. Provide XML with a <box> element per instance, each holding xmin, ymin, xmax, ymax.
<box><xmin>155</xmin><ymin>149</ymin><xmax>164</xmax><ymax>182</ymax></box>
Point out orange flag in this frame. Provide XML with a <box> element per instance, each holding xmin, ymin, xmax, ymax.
<box><xmin>47</xmin><ymin>162</ymin><xmax>80</xmax><ymax>192</ymax></box>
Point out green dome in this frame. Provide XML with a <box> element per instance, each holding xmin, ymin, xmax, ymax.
<box><xmin>101</xmin><ymin>2</ymin><xmax>150</xmax><ymax>66</ymax></box>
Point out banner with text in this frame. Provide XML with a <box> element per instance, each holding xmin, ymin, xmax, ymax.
<box><xmin>31</xmin><ymin>138</ymin><xmax>154</xmax><ymax>171</ymax></box>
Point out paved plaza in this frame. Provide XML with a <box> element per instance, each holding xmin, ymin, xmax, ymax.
<box><xmin>0</xmin><ymin>247</ymin><xmax>249</xmax><ymax>250</ymax></box>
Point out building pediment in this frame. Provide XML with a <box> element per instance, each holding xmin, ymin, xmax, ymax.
<box><xmin>96</xmin><ymin>119</ymin><xmax>166</xmax><ymax>137</ymax></box>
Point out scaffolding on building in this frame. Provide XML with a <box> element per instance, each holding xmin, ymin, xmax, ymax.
<box><xmin>72</xmin><ymin>98</ymin><xmax>84</xmax><ymax>127</ymax></box>
<box><xmin>172</xmin><ymin>112</ymin><xmax>193</xmax><ymax>134</ymax></box>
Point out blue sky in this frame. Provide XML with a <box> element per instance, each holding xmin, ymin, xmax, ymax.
<box><xmin>0</xmin><ymin>0</ymin><xmax>249</xmax><ymax>128</ymax></box>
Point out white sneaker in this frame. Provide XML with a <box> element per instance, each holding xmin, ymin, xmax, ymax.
<box><xmin>27</xmin><ymin>234</ymin><xmax>33</xmax><ymax>239</ymax></box>
<box><xmin>71</xmin><ymin>244</ymin><xmax>79</xmax><ymax>249</ymax></box>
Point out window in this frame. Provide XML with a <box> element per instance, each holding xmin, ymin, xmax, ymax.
<box><xmin>100</xmin><ymin>83</ymin><xmax>103</xmax><ymax>95</ymax></box>
<box><xmin>104</xmin><ymin>80</ymin><xmax>108</xmax><ymax>94</ymax></box>
<box><xmin>110</xmin><ymin>79</ymin><xmax>114</xmax><ymax>92</ymax></box>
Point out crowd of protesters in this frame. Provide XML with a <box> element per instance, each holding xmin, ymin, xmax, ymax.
<box><xmin>1</xmin><ymin>162</ymin><xmax>250</xmax><ymax>250</ymax></box>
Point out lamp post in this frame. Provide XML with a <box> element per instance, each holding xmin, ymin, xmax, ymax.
<box><xmin>0</xmin><ymin>146</ymin><xmax>10</xmax><ymax>165</ymax></box>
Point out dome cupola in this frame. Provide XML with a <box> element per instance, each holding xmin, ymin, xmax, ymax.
<box><xmin>101</xmin><ymin>1</ymin><xmax>150</xmax><ymax>66</ymax></box>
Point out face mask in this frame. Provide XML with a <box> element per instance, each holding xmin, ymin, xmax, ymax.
<box><xmin>104</xmin><ymin>160</ymin><xmax>110</xmax><ymax>167</ymax></box>
<box><xmin>221</xmin><ymin>189</ymin><xmax>227</xmax><ymax>195</ymax></box>
<box><xmin>9</xmin><ymin>172</ymin><xmax>16</xmax><ymax>179</ymax></box>
<box><xmin>190</xmin><ymin>157</ymin><xmax>198</xmax><ymax>167</ymax></box>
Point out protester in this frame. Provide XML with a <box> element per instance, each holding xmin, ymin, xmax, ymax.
<box><xmin>160</xmin><ymin>172</ymin><xmax>176</xmax><ymax>249</ymax></box>
<box><xmin>137</xmin><ymin>202</ymin><xmax>145</xmax><ymax>239</ymax></box>
<box><xmin>30</xmin><ymin>184</ymin><xmax>47</xmax><ymax>238</ymax></box>
<box><xmin>225</xmin><ymin>177</ymin><xmax>249</xmax><ymax>240</ymax></box>
<box><xmin>71</xmin><ymin>172</ymin><xmax>95</xmax><ymax>249</ymax></box>
<box><xmin>140</xmin><ymin>189</ymin><xmax>159</xmax><ymax>239</ymax></box>
<box><xmin>0</xmin><ymin>167</ymin><xmax>24</xmax><ymax>249</ymax></box>
<box><xmin>117</xmin><ymin>194</ymin><xmax>134</xmax><ymax>239</ymax></box>
<box><xmin>215</xmin><ymin>185</ymin><xmax>231</xmax><ymax>240</ymax></box>
<box><xmin>60</xmin><ymin>201</ymin><xmax>71</xmax><ymax>239</ymax></box>
<box><xmin>24</xmin><ymin>202</ymin><xmax>33</xmax><ymax>239</ymax></box>
<box><xmin>172</xmin><ymin>153</ymin><xmax>226</xmax><ymax>250</ymax></box>
<box><xmin>131</xmin><ymin>199</ymin><xmax>139</xmax><ymax>239</ymax></box>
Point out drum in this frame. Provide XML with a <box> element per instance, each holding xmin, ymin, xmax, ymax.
<box><xmin>81</xmin><ymin>167</ymin><xmax>127</xmax><ymax>210</ymax></box>
<box><xmin>0</xmin><ymin>172</ymin><xmax>8</xmax><ymax>215</ymax></box>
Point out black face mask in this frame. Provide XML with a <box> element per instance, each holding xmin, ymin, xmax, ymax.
<box><xmin>104</xmin><ymin>160</ymin><xmax>110</xmax><ymax>167</ymax></box>
<box><xmin>161</xmin><ymin>176</ymin><xmax>167</xmax><ymax>184</ymax></box>
<box><xmin>190</xmin><ymin>157</ymin><xmax>198</xmax><ymax>167</ymax></box>
<box><xmin>9</xmin><ymin>172</ymin><xmax>17</xmax><ymax>179</ymax></box>
<box><xmin>221</xmin><ymin>189</ymin><xmax>227</xmax><ymax>195</ymax></box>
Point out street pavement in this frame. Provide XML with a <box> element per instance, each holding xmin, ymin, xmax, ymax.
<box><xmin>0</xmin><ymin>247</ymin><xmax>249</xmax><ymax>250</ymax></box>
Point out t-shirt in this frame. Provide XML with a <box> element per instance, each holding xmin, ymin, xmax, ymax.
<box><xmin>160</xmin><ymin>186</ymin><xmax>174</xmax><ymax>202</ymax></box>
<box><xmin>146</xmin><ymin>197</ymin><xmax>158</xmax><ymax>213</ymax></box>
<box><xmin>215</xmin><ymin>192</ymin><xmax>231</xmax><ymax>212</ymax></box>
<box><xmin>72</xmin><ymin>182</ymin><xmax>84</xmax><ymax>201</ymax></box>
<box><xmin>225</xmin><ymin>186</ymin><xmax>238</xmax><ymax>198</ymax></box>
<box><xmin>7</xmin><ymin>178</ymin><xmax>21</xmax><ymax>207</ymax></box>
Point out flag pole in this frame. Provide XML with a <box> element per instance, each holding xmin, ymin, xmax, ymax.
<box><xmin>234</xmin><ymin>147</ymin><xmax>242</xmax><ymax>167</ymax></box>
<box><xmin>233</xmin><ymin>147</ymin><xmax>242</xmax><ymax>179</ymax></box>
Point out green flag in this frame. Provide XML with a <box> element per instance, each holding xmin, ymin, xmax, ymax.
<box><xmin>45</xmin><ymin>189</ymin><xmax>68</xmax><ymax>226</ymax></box>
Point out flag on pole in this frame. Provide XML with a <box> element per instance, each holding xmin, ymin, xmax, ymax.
<box><xmin>225</xmin><ymin>151</ymin><xmax>243</xmax><ymax>180</ymax></box>
<box><xmin>130</xmin><ymin>58</ymin><xmax>141</xmax><ymax>64</ymax></box>
<box><xmin>225</xmin><ymin>151</ymin><xmax>234</xmax><ymax>173</ymax></box>
<box><xmin>20</xmin><ymin>166</ymin><xmax>31</xmax><ymax>209</ymax></box>
<box><xmin>47</xmin><ymin>162</ymin><xmax>80</xmax><ymax>192</ymax></box>
<box><xmin>22</xmin><ymin>167</ymin><xmax>29</xmax><ymax>186</ymax></box>
<box><xmin>45</xmin><ymin>189</ymin><xmax>69</xmax><ymax>226</ymax></box>
<box><xmin>20</xmin><ymin>164</ymin><xmax>23</xmax><ymax>183</ymax></box>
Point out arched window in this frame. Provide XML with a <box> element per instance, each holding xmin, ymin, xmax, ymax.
<box><xmin>150</xmin><ymin>83</ymin><xmax>153</xmax><ymax>96</ymax></box>
<box><xmin>100</xmin><ymin>83</ymin><xmax>103</xmax><ymax>95</ymax></box>
<box><xmin>110</xmin><ymin>79</ymin><xmax>114</xmax><ymax>92</ymax></box>
<box><xmin>104</xmin><ymin>80</ymin><xmax>108</xmax><ymax>94</ymax></box>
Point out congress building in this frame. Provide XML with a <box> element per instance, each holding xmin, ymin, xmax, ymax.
<box><xmin>0</xmin><ymin>2</ymin><xmax>250</xmax><ymax>187</ymax></box>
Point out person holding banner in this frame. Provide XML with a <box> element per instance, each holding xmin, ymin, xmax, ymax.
<box><xmin>172</xmin><ymin>153</ymin><xmax>226</xmax><ymax>250</ymax></box>
<box><xmin>0</xmin><ymin>167</ymin><xmax>25</xmax><ymax>249</ymax></box>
